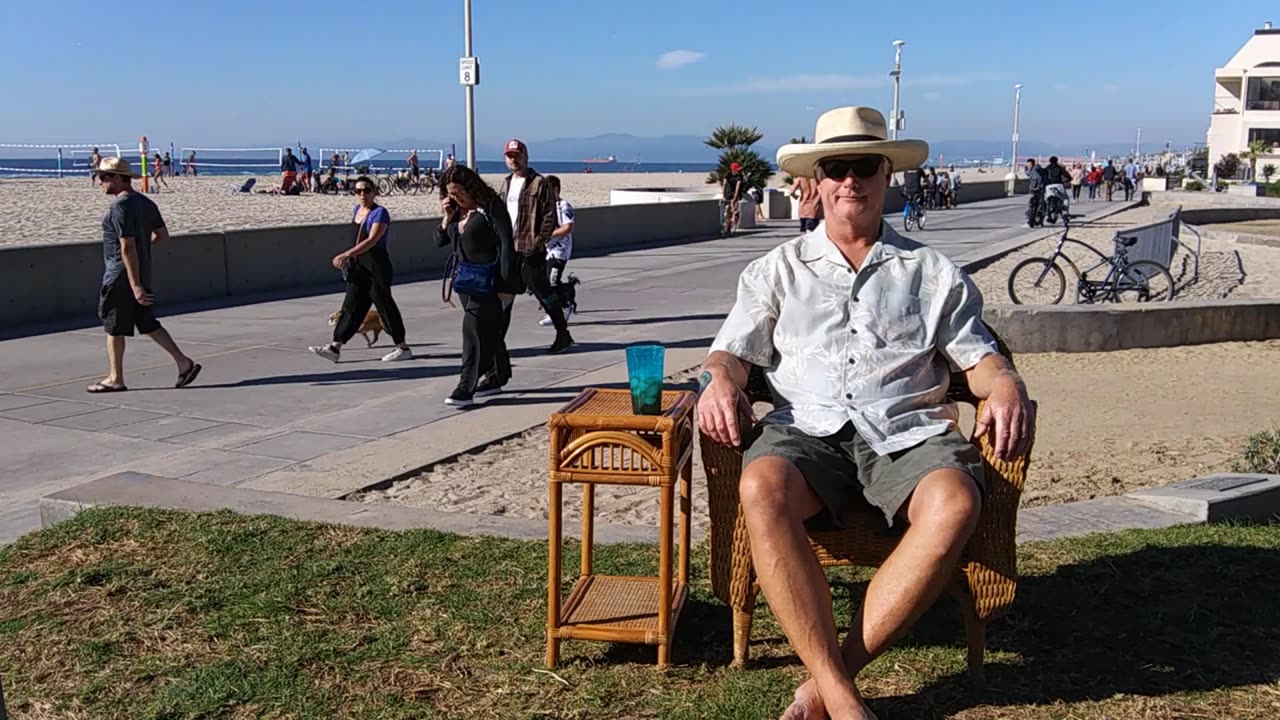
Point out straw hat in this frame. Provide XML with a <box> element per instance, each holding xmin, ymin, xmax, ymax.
<box><xmin>776</xmin><ymin>106</ymin><xmax>929</xmax><ymax>178</ymax></box>
<box><xmin>96</xmin><ymin>156</ymin><xmax>141</xmax><ymax>178</ymax></box>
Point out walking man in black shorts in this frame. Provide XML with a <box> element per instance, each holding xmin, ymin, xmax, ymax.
<box><xmin>89</xmin><ymin>157</ymin><xmax>201</xmax><ymax>393</ymax></box>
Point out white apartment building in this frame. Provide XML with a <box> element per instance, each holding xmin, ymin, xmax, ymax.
<box><xmin>1208</xmin><ymin>21</ymin><xmax>1280</xmax><ymax>176</ymax></box>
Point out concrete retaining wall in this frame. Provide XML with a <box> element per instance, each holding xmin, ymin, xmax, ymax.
<box><xmin>0</xmin><ymin>200</ymin><xmax>720</xmax><ymax>332</ymax></box>
<box><xmin>984</xmin><ymin>300</ymin><xmax>1280</xmax><ymax>353</ymax></box>
<box><xmin>1180</xmin><ymin>207</ymin><xmax>1280</xmax><ymax>225</ymax></box>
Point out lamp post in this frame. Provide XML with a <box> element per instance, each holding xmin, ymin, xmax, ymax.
<box><xmin>889</xmin><ymin>40</ymin><xmax>905</xmax><ymax>140</ymax></box>
<box><xmin>462</xmin><ymin>0</ymin><xmax>476</xmax><ymax>169</ymax></box>
<box><xmin>1011</xmin><ymin>84</ymin><xmax>1023</xmax><ymax>175</ymax></box>
<box><xmin>1135</xmin><ymin>127</ymin><xmax>1142</xmax><ymax>159</ymax></box>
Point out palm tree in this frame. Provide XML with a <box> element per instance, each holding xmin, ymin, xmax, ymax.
<box><xmin>704</xmin><ymin>123</ymin><xmax>775</xmax><ymax>192</ymax></box>
<box><xmin>1247</xmin><ymin>139</ymin><xmax>1267</xmax><ymax>182</ymax></box>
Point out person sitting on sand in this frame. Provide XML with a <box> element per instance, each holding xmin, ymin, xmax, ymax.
<box><xmin>696</xmin><ymin>106</ymin><xmax>1034</xmax><ymax>720</ymax></box>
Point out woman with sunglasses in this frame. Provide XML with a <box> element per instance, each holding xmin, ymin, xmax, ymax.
<box><xmin>436</xmin><ymin>164</ymin><xmax>519</xmax><ymax>407</ymax></box>
<box><xmin>308</xmin><ymin>175</ymin><xmax>412</xmax><ymax>363</ymax></box>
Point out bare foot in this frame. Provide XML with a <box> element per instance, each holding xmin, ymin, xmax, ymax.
<box><xmin>780</xmin><ymin>679</ymin><xmax>825</xmax><ymax>720</ymax></box>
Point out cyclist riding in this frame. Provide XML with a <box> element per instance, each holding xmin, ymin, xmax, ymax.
<box><xmin>721</xmin><ymin>162</ymin><xmax>746</xmax><ymax>231</ymax></box>
<box><xmin>1043</xmin><ymin>155</ymin><xmax>1071</xmax><ymax>219</ymax></box>
<box><xmin>1024</xmin><ymin>158</ymin><xmax>1048</xmax><ymax>227</ymax></box>
<box><xmin>900</xmin><ymin>166</ymin><xmax>923</xmax><ymax>208</ymax></box>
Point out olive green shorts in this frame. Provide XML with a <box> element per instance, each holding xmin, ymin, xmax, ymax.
<box><xmin>742</xmin><ymin>422</ymin><xmax>984</xmax><ymax>530</ymax></box>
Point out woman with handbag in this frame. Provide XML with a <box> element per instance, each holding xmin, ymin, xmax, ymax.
<box><xmin>308</xmin><ymin>175</ymin><xmax>412</xmax><ymax>363</ymax></box>
<box><xmin>437</xmin><ymin>165</ymin><xmax>520</xmax><ymax>407</ymax></box>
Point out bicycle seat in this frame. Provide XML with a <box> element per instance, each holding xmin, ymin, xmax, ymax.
<box><xmin>1115</xmin><ymin>235</ymin><xmax>1138</xmax><ymax>247</ymax></box>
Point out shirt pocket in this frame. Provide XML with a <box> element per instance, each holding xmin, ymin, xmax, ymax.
<box><xmin>872</xmin><ymin>292</ymin><xmax>926</xmax><ymax>346</ymax></box>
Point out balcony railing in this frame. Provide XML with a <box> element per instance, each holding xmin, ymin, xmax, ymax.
<box><xmin>1247</xmin><ymin>100</ymin><xmax>1280</xmax><ymax>111</ymax></box>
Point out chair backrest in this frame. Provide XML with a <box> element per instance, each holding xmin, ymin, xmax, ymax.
<box><xmin>743</xmin><ymin>323</ymin><xmax>1014</xmax><ymax>409</ymax></box>
<box><xmin>1115</xmin><ymin>209</ymin><xmax>1178</xmax><ymax>268</ymax></box>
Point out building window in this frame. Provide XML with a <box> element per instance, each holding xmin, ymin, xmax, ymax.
<box><xmin>1246</xmin><ymin>77</ymin><xmax>1280</xmax><ymax>110</ymax></box>
<box><xmin>1248</xmin><ymin>128</ymin><xmax>1280</xmax><ymax>150</ymax></box>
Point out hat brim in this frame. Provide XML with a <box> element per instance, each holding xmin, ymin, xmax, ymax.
<box><xmin>97</xmin><ymin>165</ymin><xmax>142</xmax><ymax>179</ymax></box>
<box><xmin>776</xmin><ymin>139</ymin><xmax>929</xmax><ymax>178</ymax></box>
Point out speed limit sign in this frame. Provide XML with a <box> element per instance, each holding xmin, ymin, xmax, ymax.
<box><xmin>459</xmin><ymin>57</ymin><xmax>479</xmax><ymax>86</ymax></box>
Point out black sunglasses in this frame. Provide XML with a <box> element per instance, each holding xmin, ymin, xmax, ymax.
<box><xmin>818</xmin><ymin>156</ymin><xmax>884</xmax><ymax>181</ymax></box>
<box><xmin>354</xmin><ymin>186</ymin><xmax>373</xmax><ymax>194</ymax></box>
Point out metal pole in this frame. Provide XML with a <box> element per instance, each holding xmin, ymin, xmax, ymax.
<box><xmin>463</xmin><ymin>0</ymin><xmax>476</xmax><ymax>169</ymax></box>
<box><xmin>1011</xmin><ymin>84</ymin><xmax>1023</xmax><ymax>174</ymax></box>
<box><xmin>889</xmin><ymin>40</ymin><xmax>905</xmax><ymax>141</ymax></box>
<box><xmin>1135</xmin><ymin>128</ymin><xmax>1142</xmax><ymax>159</ymax></box>
<box><xmin>57</xmin><ymin>147</ymin><xmax>63</xmax><ymax>179</ymax></box>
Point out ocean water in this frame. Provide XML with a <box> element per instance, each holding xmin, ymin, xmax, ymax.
<box><xmin>0</xmin><ymin>156</ymin><xmax>718</xmax><ymax>178</ymax></box>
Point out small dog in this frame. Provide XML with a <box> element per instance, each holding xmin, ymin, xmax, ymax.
<box><xmin>557</xmin><ymin>274</ymin><xmax>582</xmax><ymax>313</ymax></box>
<box><xmin>328</xmin><ymin>309</ymin><xmax>384</xmax><ymax>347</ymax></box>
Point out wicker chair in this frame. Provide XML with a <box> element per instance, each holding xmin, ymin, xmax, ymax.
<box><xmin>700</xmin><ymin>328</ymin><xmax>1033</xmax><ymax>680</ymax></box>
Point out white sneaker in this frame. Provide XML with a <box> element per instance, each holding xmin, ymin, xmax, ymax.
<box><xmin>309</xmin><ymin>345</ymin><xmax>340</xmax><ymax>363</ymax></box>
<box><xmin>538</xmin><ymin>314</ymin><xmax>553</xmax><ymax>327</ymax></box>
<box><xmin>381</xmin><ymin>346</ymin><xmax>413</xmax><ymax>362</ymax></box>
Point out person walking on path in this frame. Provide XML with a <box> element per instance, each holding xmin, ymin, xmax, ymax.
<box><xmin>496</xmin><ymin>139</ymin><xmax>574</xmax><ymax>361</ymax></box>
<box><xmin>88</xmin><ymin>157</ymin><xmax>201</xmax><ymax>393</ymax></box>
<box><xmin>436</xmin><ymin>165</ymin><xmax>519</xmax><ymax>407</ymax></box>
<box><xmin>790</xmin><ymin>175</ymin><xmax>822</xmax><ymax>232</ymax></box>
<box><xmin>1102</xmin><ymin>160</ymin><xmax>1117</xmax><ymax>201</ymax></box>
<box><xmin>308</xmin><ymin>176</ymin><xmax>412</xmax><ymax>363</ymax></box>
<box><xmin>540</xmin><ymin>174</ymin><xmax>579</xmax><ymax>327</ymax></box>
<box><xmin>1070</xmin><ymin>162</ymin><xmax>1084</xmax><ymax>201</ymax></box>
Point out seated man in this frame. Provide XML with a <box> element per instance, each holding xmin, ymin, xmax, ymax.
<box><xmin>697</xmin><ymin>106</ymin><xmax>1034</xmax><ymax>720</ymax></box>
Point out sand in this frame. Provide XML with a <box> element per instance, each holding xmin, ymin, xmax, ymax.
<box><xmin>1</xmin><ymin>171</ymin><xmax>707</xmax><ymax>247</ymax></box>
<box><xmin>356</xmin><ymin>341</ymin><xmax>1280</xmax><ymax>531</ymax></box>
<box><xmin>968</xmin><ymin>202</ymin><xmax>1280</xmax><ymax>302</ymax></box>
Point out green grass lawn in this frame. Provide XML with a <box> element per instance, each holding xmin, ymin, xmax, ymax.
<box><xmin>1</xmin><ymin>508</ymin><xmax>1279</xmax><ymax>719</ymax></box>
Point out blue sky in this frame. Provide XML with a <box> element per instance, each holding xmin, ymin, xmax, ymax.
<box><xmin>0</xmin><ymin>0</ymin><xmax>1269</xmax><ymax>157</ymax></box>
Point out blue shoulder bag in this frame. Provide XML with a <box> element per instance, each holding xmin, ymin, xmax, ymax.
<box><xmin>450</xmin><ymin>210</ymin><xmax>500</xmax><ymax>297</ymax></box>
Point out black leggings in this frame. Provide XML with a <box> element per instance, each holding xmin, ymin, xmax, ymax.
<box><xmin>522</xmin><ymin>252</ymin><xmax>567</xmax><ymax>331</ymax></box>
<box><xmin>333</xmin><ymin>247</ymin><xmax>407</xmax><ymax>345</ymax></box>
<box><xmin>458</xmin><ymin>292</ymin><xmax>503</xmax><ymax>394</ymax></box>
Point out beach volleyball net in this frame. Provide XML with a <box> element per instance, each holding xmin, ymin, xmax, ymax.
<box><xmin>318</xmin><ymin>148</ymin><xmax>444</xmax><ymax>173</ymax></box>
<box><xmin>0</xmin><ymin>143</ymin><xmax>123</xmax><ymax>176</ymax></box>
<box><xmin>178</xmin><ymin>147</ymin><xmax>283</xmax><ymax>174</ymax></box>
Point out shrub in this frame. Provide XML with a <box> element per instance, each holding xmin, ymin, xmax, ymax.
<box><xmin>1185</xmin><ymin>180</ymin><xmax>1205</xmax><ymax>192</ymax></box>
<box><xmin>1232</xmin><ymin>427</ymin><xmax>1280</xmax><ymax>475</ymax></box>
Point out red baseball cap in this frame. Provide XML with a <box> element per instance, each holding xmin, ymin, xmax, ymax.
<box><xmin>730</xmin><ymin>162</ymin><xmax>743</xmax><ymax>172</ymax></box>
<box><xmin>505</xmin><ymin>139</ymin><xmax>527</xmax><ymax>156</ymax></box>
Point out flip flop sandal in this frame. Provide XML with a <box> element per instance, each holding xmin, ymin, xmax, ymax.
<box><xmin>87</xmin><ymin>382</ymin><xmax>128</xmax><ymax>394</ymax></box>
<box><xmin>175</xmin><ymin>363</ymin><xmax>202</xmax><ymax>389</ymax></box>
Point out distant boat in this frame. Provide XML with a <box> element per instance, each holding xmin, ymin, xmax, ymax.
<box><xmin>583</xmin><ymin>154</ymin><xmax>617</xmax><ymax>164</ymax></box>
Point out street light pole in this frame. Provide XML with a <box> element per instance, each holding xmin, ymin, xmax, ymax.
<box><xmin>463</xmin><ymin>0</ymin><xmax>476</xmax><ymax>169</ymax></box>
<box><xmin>889</xmin><ymin>40</ymin><xmax>905</xmax><ymax>140</ymax></box>
<box><xmin>1135</xmin><ymin>127</ymin><xmax>1142</xmax><ymax>159</ymax></box>
<box><xmin>1011</xmin><ymin>84</ymin><xmax>1023</xmax><ymax>174</ymax></box>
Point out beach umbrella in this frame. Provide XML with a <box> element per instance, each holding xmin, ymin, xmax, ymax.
<box><xmin>348</xmin><ymin>148</ymin><xmax>386</xmax><ymax>166</ymax></box>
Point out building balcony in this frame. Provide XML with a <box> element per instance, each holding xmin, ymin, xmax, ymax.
<box><xmin>1247</xmin><ymin>100</ymin><xmax>1280</xmax><ymax>111</ymax></box>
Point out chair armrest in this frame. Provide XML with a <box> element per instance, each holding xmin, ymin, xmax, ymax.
<box><xmin>963</xmin><ymin>398</ymin><xmax>1035</xmax><ymax>620</ymax></box>
<box><xmin>700</xmin><ymin>433</ymin><xmax>756</xmax><ymax>610</ymax></box>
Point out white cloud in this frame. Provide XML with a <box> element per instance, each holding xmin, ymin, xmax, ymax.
<box><xmin>685</xmin><ymin>70</ymin><xmax>1006</xmax><ymax>96</ymax></box>
<box><xmin>656</xmin><ymin>50</ymin><xmax>705</xmax><ymax>70</ymax></box>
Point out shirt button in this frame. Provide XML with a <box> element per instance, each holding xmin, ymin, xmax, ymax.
<box><xmin>848</xmin><ymin>358</ymin><xmax>856</xmax><ymax>364</ymax></box>
<box><xmin>845</xmin><ymin>393</ymin><xmax>853</xmax><ymax>400</ymax></box>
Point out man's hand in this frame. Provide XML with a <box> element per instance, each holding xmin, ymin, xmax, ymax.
<box><xmin>972</xmin><ymin>371</ymin><xmax>1034</xmax><ymax>461</ymax></box>
<box><xmin>697</xmin><ymin>374</ymin><xmax>755</xmax><ymax>447</ymax></box>
<box><xmin>331</xmin><ymin>252</ymin><xmax>350</xmax><ymax>271</ymax></box>
<box><xmin>133</xmin><ymin>285</ymin><xmax>154</xmax><ymax>306</ymax></box>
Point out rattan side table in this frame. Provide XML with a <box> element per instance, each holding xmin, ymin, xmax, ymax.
<box><xmin>545</xmin><ymin>387</ymin><xmax>696</xmax><ymax>668</ymax></box>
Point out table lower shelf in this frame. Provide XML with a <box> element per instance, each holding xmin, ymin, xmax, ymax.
<box><xmin>553</xmin><ymin>574</ymin><xmax>687</xmax><ymax>644</ymax></box>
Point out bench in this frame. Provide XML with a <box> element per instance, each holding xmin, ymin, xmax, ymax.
<box><xmin>1113</xmin><ymin>205</ymin><xmax>1202</xmax><ymax>285</ymax></box>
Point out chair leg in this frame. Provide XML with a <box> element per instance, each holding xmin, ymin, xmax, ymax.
<box><xmin>731</xmin><ymin>594</ymin><xmax>756</xmax><ymax>669</ymax></box>
<box><xmin>964</xmin><ymin>611</ymin><xmax>986</xmax><ymax>685</ymax></box>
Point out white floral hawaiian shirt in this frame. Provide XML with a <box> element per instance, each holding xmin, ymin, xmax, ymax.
<box><xmin>710</xmin><ymin>220</ymin><xmax>998</xmax><ymax>456</ymax></box>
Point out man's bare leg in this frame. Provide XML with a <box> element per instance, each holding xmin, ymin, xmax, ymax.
<box><xmin>791</xmin><ymin>469</ymin><xmax>981</xmax><ymax>704</ymax></box>
<box><xmin>101</xmin><ymin>335</ymin><xmax>126</xmax><ymax>386</ymax></box>
<box><xmin>739</xmin><ymin>457</ymin><xmax>874</xmax><ymax>720</ymax></box>
<box><xmin>143</xmin><ymin>327</ymin><xmax>195</xmax><ymax>375</ymax></box>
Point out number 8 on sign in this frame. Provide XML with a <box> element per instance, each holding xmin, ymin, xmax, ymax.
<box><xmin>459</xmin><ymin>57</ymin><xmax>479</xmax><ymax>86</ymax></box>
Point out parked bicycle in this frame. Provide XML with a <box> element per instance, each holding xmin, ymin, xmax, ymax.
<box><xmin>1007</xmin><ymin>217</ymin><xmax>1174</xmax><ymax>305</ymax></box>
<box><xmin>903</xmin><ymin>193</ymin><xmax>927</xmax><ymax>231</ymax></box>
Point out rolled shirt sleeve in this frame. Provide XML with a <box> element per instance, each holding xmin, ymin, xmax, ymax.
<box><xmin>710</xmin><ymin>257</ymin><xmax>780</xmax><ymax>367</ymax></box>
<box><xmin>935</xmin><ymin>266</ymin><xmax>998</xmax><ymax>371</ymax></box>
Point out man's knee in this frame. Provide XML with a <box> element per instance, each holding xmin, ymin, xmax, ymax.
<box><xmin>739</xmin><ymin>456</ymin><xmax>818</xmax><ymax>522</ymax></box>
<box><xmin>906</xmin><ymin>469</ymin><xmax>981</xmax><ymax>539</ymax></box>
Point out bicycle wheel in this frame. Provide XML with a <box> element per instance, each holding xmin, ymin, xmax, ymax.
<box><xmin>378</xmin><ymin>176</ymin><xmax>394</xmax><ymax>195</ymax></box>
<box><xmin>1112</xmin><ymin>260</ymin><xmax>1174</xmax><ymax>303</ymax></box>
<box><xmin>903</xmin><ymin>209</ymin><xmax>915</xmax><ymax>232</ymax></box>
<box><xmin>1008</xmin><ymin>257</ymin><xmax>1066</xmax><ymax>305</ymax></box>
<box><xmin>917</xmin><ymin>208</ymin><xmax>927</xmax><ymax>230</ymax></box>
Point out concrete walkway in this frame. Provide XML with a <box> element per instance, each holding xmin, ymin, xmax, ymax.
<box><xmin>0</xmin><ymin>196</ymin><xmax>1126</xmax><ymax>544</ymax></box>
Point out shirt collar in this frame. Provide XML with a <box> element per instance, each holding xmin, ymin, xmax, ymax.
<box><xmin>797</xmin><ymin>220</ymin><xmax>908</xmax><ymax>267</ymax></box>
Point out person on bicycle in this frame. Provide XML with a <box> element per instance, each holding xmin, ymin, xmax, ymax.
<box><xmin>900</xmin><ymin>166</ymin><xmax>923</xmax><ymax>209</ymax></box>
<box><xmin>1043</xmin><ymin>155</ymin><xmax>1071</xmax><ymax>216</ymax></box>
<box><xmin>1024</xmin><ymin>158</ymin><xmax>1048</xmax><ymax>227</ymax></box>
<box><xmin>722</xmin><ymin>162</ymin><xmax>746</xmax><ymax>216</ymax></box>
